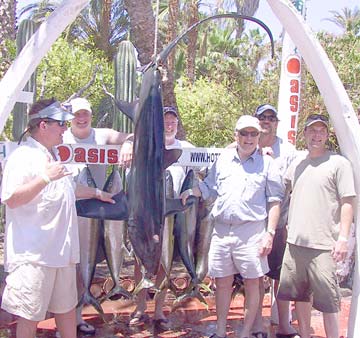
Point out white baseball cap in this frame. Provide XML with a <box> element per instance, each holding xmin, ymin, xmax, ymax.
<box><xmin>235</xmin><ymin>115</ymin><xmax>262</xmax><ymax>131</ymax></box>
<box><xmin>70</xmin><ymin>97</ymin><xmax>92</xmax><ymax>114</ymax></box>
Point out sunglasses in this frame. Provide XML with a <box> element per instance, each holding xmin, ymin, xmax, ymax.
<box><xmin>238</xmin><ymin>130</ymin><xmax>260</xmax><ymax>137</ymax></box>
<box><xmin>306</xmin><ymin>114</ymin><xmax>329</xmax><ymax>122</ymax></box>
<box><xmin>258</xmin><ymin>115</ymin><xmax>278</xmax><ymax>122</ymax></box>
<box><xmin>43</xmin><ymin>119</ymin><xmax>69</xmax><ymax>127</ymax></box>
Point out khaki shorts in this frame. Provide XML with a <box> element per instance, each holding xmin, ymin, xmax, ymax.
<box><xmin>278</xmin><ymin>244</ymin><xmax>340</xmax><ymax>313</ymax></box>
<box><xmin>1</xmin><ymin>263</ymin><xmax>77</xmax><ymax>321</ymax></box>
<box><xmin>208</xmin><ymin>221</ymin><xmax>269</xmax><ymax>279</ymax></box>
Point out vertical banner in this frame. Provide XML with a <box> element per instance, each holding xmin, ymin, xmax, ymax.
<box><xmin>276</xmin><ymin>0</ymin><xmax>305</xmax><ymax>144</ymax></box>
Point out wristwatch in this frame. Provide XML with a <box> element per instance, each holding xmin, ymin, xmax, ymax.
<box><xmin>267</xmin><ymin>228</ymin><xmax>276</xmax><ymax>236</ymax></box>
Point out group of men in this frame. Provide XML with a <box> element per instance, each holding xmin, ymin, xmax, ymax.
<box><xmin>180</xmin><ymin>106</ymin><xmax>355</xmax><ymax>338</ymax></box>
<box><xmin>0</xmin><ymin>97</ymin><xmax>355</xmax><ymax>338</ymax></box>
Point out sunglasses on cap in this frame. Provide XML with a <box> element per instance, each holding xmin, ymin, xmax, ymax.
<box><xmin>306</xmin><ymin>114</ymin><xmax>329</xmax><ymax>122</ymax></box>
<box><xmin>257</xmin><ymin>115</ymin><xmax>278</xmax><ymax>122</ymax></box>
<box><xmin>238</xmin><ymin>130</ymin><xmax>260</xmax><ymax>137</ymax></box>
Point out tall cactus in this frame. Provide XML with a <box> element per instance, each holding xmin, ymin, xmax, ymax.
<box><xmin>12</xmin><ymin>19</ymin><xmax>37</xmax><ymax>141</ymax></box>
<box><xmin>113</xmin><ymin>40</ymin><xmax>137</xmax><ymax>133</ymax></box>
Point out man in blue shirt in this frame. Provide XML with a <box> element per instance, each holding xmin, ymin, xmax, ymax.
<box><xmin>181</xmin><ymin>115</ymin><xmax>284</xmax><ymax>338</ymax></box>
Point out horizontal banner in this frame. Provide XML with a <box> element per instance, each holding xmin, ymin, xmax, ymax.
<box><xmin>0</xmin><ymin>142</ymin><xmax>225</xmax><ymax>168</ymax></box>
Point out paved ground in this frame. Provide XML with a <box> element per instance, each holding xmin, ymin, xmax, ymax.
<box><xmin>0</xmin><ymin>233</ymin><xmax>352</xmax><ymax>337</ymax></box>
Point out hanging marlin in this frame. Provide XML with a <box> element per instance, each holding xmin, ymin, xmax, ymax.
<box><xmin>111</xmin><ymin>13</ymin><xmax>275</xmax><ymax>281</ymax></box>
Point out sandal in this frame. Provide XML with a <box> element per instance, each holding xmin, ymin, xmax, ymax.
<box><xmin>209</xmin><ymin>334</ymin><xmax>227</xmax><ymax>338</ymax></box>
<box><xmin>252</xmin><ymin>332</ymin><xmax>267</xmax><ymax>338</ymax></box>
<box><xmin>154</xmin><ymin>318</ymin><xmax>171</xmax><ymax>330</ymax></box>
<box><xmin>77</xmin><ymin>322</ymin><xmax>96</xmax><ymax>335</ymax></box>
<box><xmin>276</xmin><ymin>334</ymin><xmax>301</xmax><ymax>338</ymax></box>
<box><xmin>129</xmin><ymin>312</ymin><xmax>149</xmax><ymax>326</ymax></box>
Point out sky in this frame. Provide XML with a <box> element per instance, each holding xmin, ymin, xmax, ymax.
<box><xmin>247</xmin><ymin>0</ymin><xmax>359</xmax><ymax>38</ymax></box>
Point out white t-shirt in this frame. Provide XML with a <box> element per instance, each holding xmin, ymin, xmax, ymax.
<box><xmin>1</xmin><ymin>137</ymin><xmax>79</xmax><ymax>272</ymax></box>
<box><xmin>166</xmin><ymin>139</ymin><xmax>195</xmax><ymax>195</ymax></box>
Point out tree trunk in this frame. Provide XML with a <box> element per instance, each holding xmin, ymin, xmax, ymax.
<box><xmin>234</xmin><ymin>0</ymin><xmax>260</xmax><ymax>38</ymax></box>
<box><xmin>167</xmin><ymin>0</ymin><xmax>179</xmax><ymax>73</ymax></box>
<box><xmin>124</xmin><ymin>0</ymin><xmax>180</xmax><ymax>136</ymax></box>
<box><xmin>123</xmin><ymin>0</ymin><xmax>157</xmax><ymax>65</ymax></box>
<box><xmin>186</xmin><ymin>0</ymin><xmax>199</xmax><ymax>83</ymax></box>
<box><xmin>0</xmin><ymin>0</ymin><xmax>16</xmax><ymax>78</ymax></box>
<box><xmin>99</xmin><ymin>0</ymin><xmax>112</xmax><ymax>59</ymax></box>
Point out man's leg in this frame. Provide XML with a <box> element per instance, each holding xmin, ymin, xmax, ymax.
<box><xmin>295</xmin><ymin>301</ymin><xmax>312</xmax><ymax>338</ymax></box>
<box><xmin>16</xmin><ymin>317</ymin><xmax>38</xmax><ymax>338</ymax></box>
<box><xmin>242</xmin><ymin>278</ymin><xmax>260</xmax><ymax>338</ymax></box>
<box><xmin>153</xmin><ymin>266</ymin><xmax>167</xmax><ymax>321</ymax></box>
<box><xmin>274</xmin><ymin>279</ymin><xmax>298</xmax><ymax>335</ymax></box>
<box><xmin>55</xmin><ymin>308</ymin><xmax>77</xmax><ymax>338</ymax></box>
<box><xmin>214</xmin><ymin>275</ymin><xmax>234</xmax><ymax>337</ymax></box>
<box><xmin>323</xmin><ymin>312</ymin><xmax>339</xmax><ymax>338</ymax></box>
<box><xmin>251</xmin><ymin>276</ymin><xmax>265</xmax><ymax>333</ymax></box>
<box><xmin>129</xmin><ymin>259</ymin><xmax>148</xmax><ymax>325</ymax></box>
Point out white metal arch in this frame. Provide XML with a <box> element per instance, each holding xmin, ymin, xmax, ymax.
<box><xmin>0</xmin><ymin>0</ymin><xmax>358</xmax><ymax>335</ymax></box>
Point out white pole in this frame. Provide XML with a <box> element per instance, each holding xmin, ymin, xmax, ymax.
<box><xmin>276</xmin><ymin>0</ymin><xmax>306</xmax><ymax>144</ymax></box>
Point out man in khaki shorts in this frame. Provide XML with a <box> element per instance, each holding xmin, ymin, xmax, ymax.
<box><xmin>1</xmin><ymin>99</ymin><xmax>114</xmax><ymax>338</ymax></box>
<box><xmin>278</xmin><ymin>114</ymin><xmax>356</xmax><ymax>338</ymax></box>
<box><xmin>181</xmin><ymin>115</ymin><xmax>284</xmax><ymax>338</ymax></box>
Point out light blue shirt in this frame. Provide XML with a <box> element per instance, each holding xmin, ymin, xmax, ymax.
<box><xmin>199</xmin><ymin>148</ymin><xmax>284</xmax><ymax>225</ymax></box>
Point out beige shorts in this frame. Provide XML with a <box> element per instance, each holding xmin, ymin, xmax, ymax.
<box><xmin>278</xmin><ymin>244</ymin><xmax>340</xmax><ymax>313</ymax></box>
<box><xmin>208</xmin><ymin>221</ymin><xmax>269</xmax><ymax>279</ymax></box>
<box><xmin>1</xmin><ymin>263</ymin><xmax>77</xmax><ymax>321</ymax></box>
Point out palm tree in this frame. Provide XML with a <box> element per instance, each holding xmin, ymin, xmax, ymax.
<box><xmin>325</xmin><ymin>7</ymin><xmax>360</xmax><ymax>35</ymax></box>
<box><xmin>68</xmin><ymin>0</ymin><xmax>129</xmax><ymax>59</ymax></box>
<box><xmin>0</xmin><ymin>0</ymin><xmax>16</xmax><ymax>78</ymax></box>
<box><xmin>17</xmin><ymin>0</ymin><xmax>59</xmax><ymax>24</ymax></box>
<box><xmin>18</xmin><ymin>0</ymin><xmax>129</xmax><ymax>60</ymax></box>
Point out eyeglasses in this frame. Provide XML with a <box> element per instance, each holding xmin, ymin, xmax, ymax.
<box><xmin>258</xmin><ymin>115</ymin><xmax>278</xmax><ymax>122</ymax></box>
<box><xmin>43</xmin><ymin>119</ymin><xmax>69</xmax><ymax>127</ymax></box>
<box><xmin>238</xmin><ymin>130</ymin><xmax>260</xmax><ymax>137</ymax></box>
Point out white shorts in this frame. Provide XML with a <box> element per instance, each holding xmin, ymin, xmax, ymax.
<box><xmin>1</xmin><ymin>263</ymin><xmax>77</xmax><ymax>321</ymax></box>
<box><xmin>208</xmin><ymin>221</ymin><xmax>269</xmax><ymax>279</ymax></box>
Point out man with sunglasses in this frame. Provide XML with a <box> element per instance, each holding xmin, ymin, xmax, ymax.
<box><xmin>0</xmin><ymin>99</ymin><xmax>114</xmax><ymax>338</ymax></box>
<box><xmin>253</xmin><ymin>104</ymin><xmax>299</xmax><ymax>338</ymax></box>
<box><xmin>278</xmin><ymin>114</ymin><xmax>355</xmax><ymax>338</ymax></box>
<box><xmin>181</xmin><ymin>115</ymin><xmax>284</xmax><ymax>338</ymax></box>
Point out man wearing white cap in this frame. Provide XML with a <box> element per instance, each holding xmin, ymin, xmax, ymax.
<box><xmin>181</xmin><ymin>115</ymin><xmax>284</xmax><ymax>338</ymax></box>
<box><xmin>63</xmin><ymin>97</ymin><xmax>133</xmax><ymax>334</ymax></box>
<box><xmin>1</xmin><ymin>98</ymin><xmax>114</xmax><ymax>338</ymax></box>
<box><xmin>278</xmin><ymin>114</ymin><xmax>355</xmax><ymax>338</ymax></box>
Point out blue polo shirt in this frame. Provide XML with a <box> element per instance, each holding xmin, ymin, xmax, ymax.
<box><xmin>199</xmin><ymin>148</ymin><xmax>284</xmax><ymax>225</ymax></box>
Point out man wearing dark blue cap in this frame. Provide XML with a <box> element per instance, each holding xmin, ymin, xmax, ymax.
<box><xmin>130</xmin><ymin>106</ymin><xmax>195</xmax><ymax>330</ymax></box>
<box><xmin>278</xmin><ymin>114</ymin><xmax>355</xmax><ymax>338</ymax></box>
<box><xmin>252</xmin><ymin>103</ymin><xmax>299</xmax><ymax>338</ymax></box>
<box><xmin>1</xmin><ymin>99</ymin><xmax>114</xmax><ymax>338</ymax></box>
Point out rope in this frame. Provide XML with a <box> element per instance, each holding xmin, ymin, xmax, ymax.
<box><xmin>154</xmin><ymin>0</ymin><xmax>160</xmax><ymax>57</ymax></box>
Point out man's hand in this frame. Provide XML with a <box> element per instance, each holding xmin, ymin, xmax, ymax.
<box><xmin>45</xmin><ymin>161</ymin><xmax>71</xmax><ymax>182</ymax></box>
<box><xmin>94</xmin><ymin>188</ymin><xmax>115</xmax><ymax>204</ymax></box>
<box><xmin>118</xmin><ymin>141</ymin><xmax>133</xmax><ymax>168</ymax></box>
<box><xmin>259</xmin><ymin>232</ymin><xmax>274</xmax><ymax>257</ymax></box>
<box><xmin>332</xmin><ymin>238</ymin><xmax>348</xmax><ymax>262</ymax></box>
<box><xmin>260</xmin><ymin>146</ymin><xmax>274</xmax><ymax>157</ymax></box>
